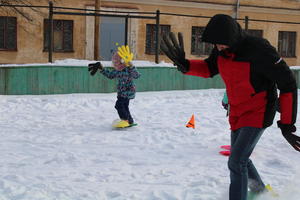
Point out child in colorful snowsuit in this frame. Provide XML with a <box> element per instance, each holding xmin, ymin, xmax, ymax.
<box><xmin>88</xmin><ymin>49</ymin><xmax>141</xmax><ymax>126</ymax></box>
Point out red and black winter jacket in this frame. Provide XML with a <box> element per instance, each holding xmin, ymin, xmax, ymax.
<box><xmin>186</xmin><ymin>37</ymin><xmax>297</xmax><ymax>130</ymax></box>
<box><xmin>184</xmin><ymin>14</ymin><xmax>297</xmax><ymax>131</ymax></box>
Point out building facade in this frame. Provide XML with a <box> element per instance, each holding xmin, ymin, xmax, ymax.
<box><xmin>0</xmin><ymin>0</ymin><xmax>300</xmax><ymax>66</ymax></box>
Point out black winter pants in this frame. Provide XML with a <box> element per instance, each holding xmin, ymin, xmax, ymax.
<box><xmin>115</xmin><ymin>96</ymin><xmax>134</xmax><ymax>124</ymax></box>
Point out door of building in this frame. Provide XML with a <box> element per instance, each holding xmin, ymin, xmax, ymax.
<box><xmin>100</xmin><ymin>17</ymin><xmax>125</xmax><ymax>61</ymax></box>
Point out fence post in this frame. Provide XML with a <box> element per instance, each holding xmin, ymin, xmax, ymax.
<box><xmin>245</xmin><ymin>16</ymin><xmax>249</xmax><ymax>31</ymax></box>
<box><xmin>125</xmin><ymin>15</ymin><xmax>128</xmax><ymax>46</ymax></box>
<box><xmin>155</xmin><ymin>10</ymin><xmax>160</xmax><ymax>64</ymax></box>
<box><xmin>48</xmin><ymin>1</ymin><xmax>53</xmax><ymax>63</ymax></box>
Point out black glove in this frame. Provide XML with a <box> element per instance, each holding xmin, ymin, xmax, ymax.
<box><xmin>277</xmin><ymin>121</ymin><xmax>300</xmax><ymax>152</ymax></box>
<box><xmin>88</xmin><ymin>62</ymin><xmax>103</xmax><ymax>76</ymax></box>
<box><xmin>160</xmin><ymin>32</ymin><xmax>189</xmax><ymax>73</ymax></box>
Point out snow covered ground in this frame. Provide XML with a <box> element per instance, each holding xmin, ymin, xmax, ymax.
<box><xmin>1</xmin><ymin>89</ymin><xmax>300</xmax><ymax>200</ymax></box>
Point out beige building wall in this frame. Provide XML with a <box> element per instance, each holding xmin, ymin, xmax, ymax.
<box><xmin>0</xmin><ymin>0</ymin><xmax>300</xmax><ymax>66</ymax></box>
<box><xmin>116</xmin><ymin>0</ymin><xmax>300</xmax><ymax>65</ymax></box>
<box><xmin>0</xmin><ymin>0</ymin><xmax>89</xmax><ymax>64</ymax></box>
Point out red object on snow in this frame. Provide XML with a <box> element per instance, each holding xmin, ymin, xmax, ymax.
<box><xmin>220</xmin><ymin>145</ymin><xmax>231</xmax><ymax>150</ymax></box>
<box><xmin>219</xmin><ymin>150</ymin><xmax>231</xmax><ymax>156</ymax></box>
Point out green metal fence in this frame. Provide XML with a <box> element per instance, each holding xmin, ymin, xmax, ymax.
<box><xmin>0</xmin><ymin>66</ymin><xmax>226</xmax><ymax>95</ymax></box>
<box><xmin>1</xmin><ymin>66</ymin><xmax>299</xmax><ymax>95</ymax></box>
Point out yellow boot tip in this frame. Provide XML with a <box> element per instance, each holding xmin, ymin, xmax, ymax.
<box><xmin>113</xmin><ymin>120</ymin><xmax>130</xmax><ymax>128</ymax></box>
<box><xmin>265</xmin><ymin>184</ymin><xmax>279</xmax><ymax>197</ymax></box>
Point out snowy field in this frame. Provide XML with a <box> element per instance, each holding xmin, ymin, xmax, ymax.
<box><xmin>1</xmin><ymin>89</ymin><xmax>300</xmax><ymax>200</ymax></box>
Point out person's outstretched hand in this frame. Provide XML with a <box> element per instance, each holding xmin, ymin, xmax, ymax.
<box><xmin>160</xmin><ymin>32</ymin><xmax>189</xmax><ymax>73</ymax></box>
<box><xmin>277</xmin><ymin>121</ymin><xmax>300</xmax><ymax>152</ymax></box>
<box><xmin>88</xmin><ymin>62</ymin><xmax>103</xmax><ymax>76</ymax></box>
<box><xmin>117</xmin><ymin>45</ymin><xmax>133</xmax><ymax>67</ymax></box>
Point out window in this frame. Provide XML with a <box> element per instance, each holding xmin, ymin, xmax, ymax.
<box><xmin>191</xmin><ymin>26</ymin><xmax>213</xmax><ymax>55</ymax></box>
<box><xmin>0</xmin><ymin>16</ymin><xmax>17</xmax><ymax>50</ymax></box>
<box><xmin>246</xmin><ymin>29</ymin><xmax>263</xmax><ymax>38</ymax></box>
<box><xmin>278</xmin><ymin>31</ymin><xmax>296</xmax><ymax>57</ymax></box>
<box><xmin>44</xmin><ymin>19</ymin><xmax>73</xmax><ymax>52</ymax></box>
<box><xmin>145</xmin><ymin>24</ymin><xmax>170</xmax><ymax>55</ymax></box>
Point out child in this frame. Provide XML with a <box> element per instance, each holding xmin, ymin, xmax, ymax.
<box><xmin>222</xmin><ymin>91</ymin><xmax>229</xmax><ymax>116</ymax></box>
<box><xmin>88</xmin><ymin>46</ymin><xmax>141</xmax><ymax>127</ymax></box>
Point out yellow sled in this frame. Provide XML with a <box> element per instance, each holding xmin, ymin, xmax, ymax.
<box><xmin>112</xmin><ymin>120</ymin><xmax>130</xmax><ymax>128</ymax></box>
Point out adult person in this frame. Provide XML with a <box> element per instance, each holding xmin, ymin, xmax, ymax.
<box><xmin>160</xmin><ymin>14</ymin><xmax>300</xmax><ymax>200</ymax></box>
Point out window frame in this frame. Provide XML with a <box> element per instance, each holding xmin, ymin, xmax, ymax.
<box><xmin>145</xmin><ymin>24</ymin><xmax>171</xmax><ymax>55</ymax></box>
<box><xmin>44</xmin><ymin>19</ymin><xmax>74</xmax><ymax>52</ymax></box>
<box><xmin>278</xmin><ymin>31</ymin><xmax>296</xmax><ymax>58</ymax></box>
<box><xmin>191</xmin><ymin>26</ymin><xmax>213</xmax><ymax>56</ymax></box>
<box><xmin>0</xmin><ymin>16</ymin><xmax>17</xmax><ymax>51</ymax></box>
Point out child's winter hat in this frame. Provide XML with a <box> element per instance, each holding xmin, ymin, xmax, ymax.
<box><xmin>112</xmin><ymin>52</ymin><xmax>126</xmax><ymax>71</ymax></box>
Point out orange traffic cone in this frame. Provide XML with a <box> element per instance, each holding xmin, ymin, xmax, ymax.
<box><xmin>186</xmin><ymin>114</ymin><xmax>195</xmax><ymax>129</ymax></box>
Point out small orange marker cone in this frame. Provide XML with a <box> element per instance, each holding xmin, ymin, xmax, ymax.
<box><xmin>186</xmin><ymin>114</ymin><xmax>195</xmax><ymax>129</ymax></box>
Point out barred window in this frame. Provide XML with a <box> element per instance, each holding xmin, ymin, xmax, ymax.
<box><xmin>0</xmin><ymin>16</ymin><xmax>17</xmax><ymax>50</ymax></box>
<box><xmin>145</xmin><ymin>24</ymin><xmax>170</xmax><ymax>55</ymax></box>
<box><xmin>44</xmin><ymin>19</ymin><xmax>73</xmax><ymax>52</ymax></box>
<box><xmin>246</xmin><ymin>29</ymin><xmax>263</xmax><ymax>38</ymax></box>
<box><xmin>191</xmin><ymin>26</ymin><xmax>213</xmax><ymax>56</ymax></box>
<box><xmin>278</xmin><ymin>31</ymin><xmax>296</xmax><ymax>57</ymax></box>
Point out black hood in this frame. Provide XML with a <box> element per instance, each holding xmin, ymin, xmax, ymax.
<box><xmin>201</xmin><ymin>14</ymin><xmax>245</xmax><ymax>48</ymax></box>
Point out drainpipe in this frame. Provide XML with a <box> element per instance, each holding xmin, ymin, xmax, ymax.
<box><xmin>94</xmin><ymin>0</ymin><xmax>100</xmax><ymax>60</ymax></box>
<box><xmin>234</xmin><ymin>0</ymin><xmax>240</xmax><ymax>19</ymax></box>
